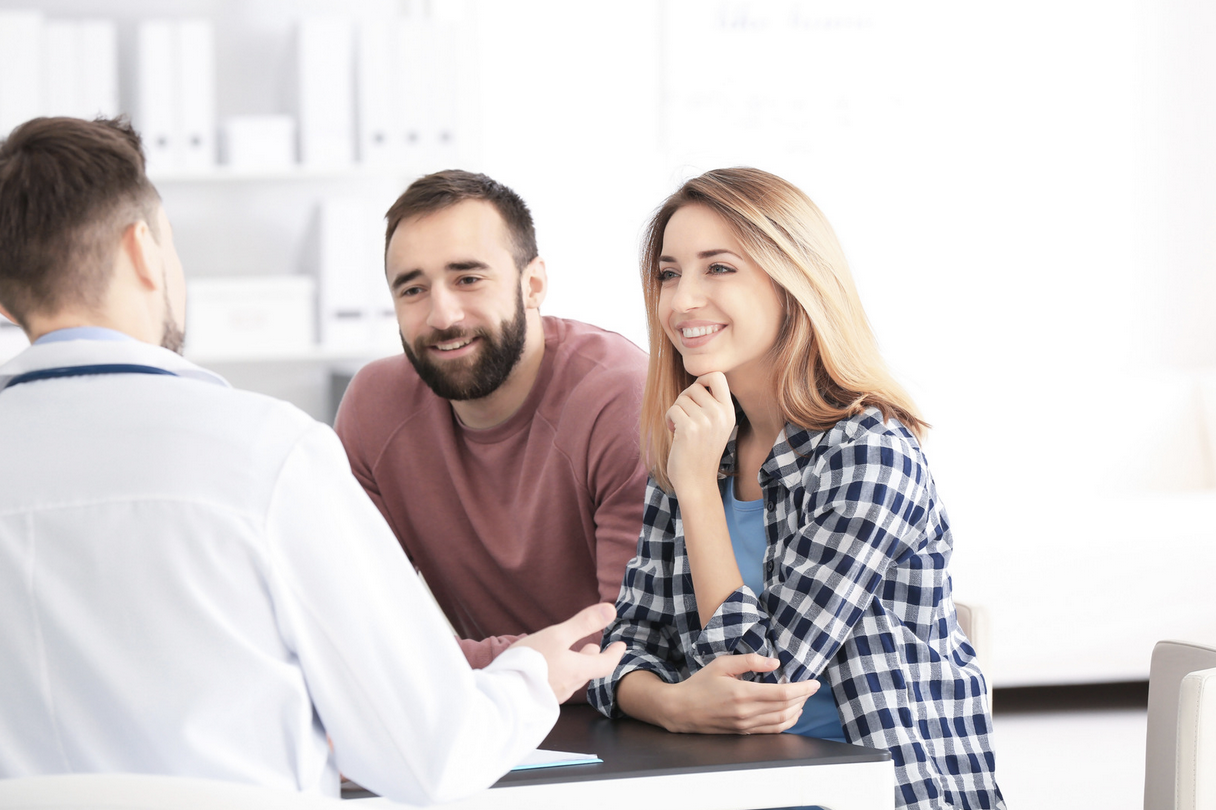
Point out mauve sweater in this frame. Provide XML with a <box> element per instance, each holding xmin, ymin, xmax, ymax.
<box><xmin>335</xmin><ymin>317</ymin><xmax>648</xmax><ymax>678</ymax></box>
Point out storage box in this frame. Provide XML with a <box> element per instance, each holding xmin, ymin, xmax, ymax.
<box><xmin>185</xmin><ymin>276</ymin><xmax>315</xmax><ymax>357</ymax></box>
<box><xmin>221</xmin><ymin>115</ymin><xmax>296</xmax><ymax>170</ymax></box>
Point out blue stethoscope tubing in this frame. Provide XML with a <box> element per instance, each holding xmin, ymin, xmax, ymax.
<box><xmin>1</xmin><ymin>364</ymin><xmax>178</xmax><ymax>391</ymax></box>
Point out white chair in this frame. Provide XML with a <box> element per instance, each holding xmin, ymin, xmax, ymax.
<box><xmin>954</xmin><ymin>600</ymin><xmax>992</xmax><ymax>712</ymax></box>
<box><xmin>1144</xmin><ymin>640</ymin><xmax>1216</xmax><ymax>810</ymax></box>
<box><xmin>0</xmin><ymin>773</ymin><xmax>358</xmax><ymax>810</ymax></box>
<box><xmin>1177</xmin><ymin>665</ymin><xmax>1216</xmax><ymax>810</ymax></box>
<box><xmin>954</xmin><ymin>600</ymin><xmax>990</xmax><ymax>670</ymax></box>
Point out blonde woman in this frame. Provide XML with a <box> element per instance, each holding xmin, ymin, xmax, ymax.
<box><xmin>588</xmin><ymin>168</ymin><xmax>1004</xmax><ymax>810</ymax></box>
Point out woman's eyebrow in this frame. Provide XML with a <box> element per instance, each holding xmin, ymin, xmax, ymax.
<box><xmin>658</xmin><ymin>248</ymin><xmax>739</xmax><ymax>263</ymax></box>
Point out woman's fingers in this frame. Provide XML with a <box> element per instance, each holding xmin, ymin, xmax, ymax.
<box><xmin>695</xmin><ymin>371</ymin><xmax>732</xmax><ymax>407</ymax></box>
<box><xmin>665</xmin><ymin>401</ymin><xmax>691</xmax><ymax>434</ymax></box>
<box><xmin>665</xmin><ymin>378</ymin><xmax>736</xmax><ymax>491</ymax></box>
<box><xmin>668</xmin><ymin>655</ymin><xmax>819</xmax><ymax>734</ymax></box>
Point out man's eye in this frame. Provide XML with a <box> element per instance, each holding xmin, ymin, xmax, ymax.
<box><xmin>456</xmin><ymin>276</ymin><xmax>481</xmax><ymax>286</ymax></box>
<box><xmin>400</xmin><ymin>286</ymin><xmax>424</xmax><ymax>298</ymax></box>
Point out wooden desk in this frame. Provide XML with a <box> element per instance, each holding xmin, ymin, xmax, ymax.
<box><xmin>347</xmin><ymin>705</ymin><xmax>894</xmax><ymax>810</ymax></box>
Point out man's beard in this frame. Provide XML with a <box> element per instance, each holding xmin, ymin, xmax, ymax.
<box><xmin>401</xmin><ymin>287</ymin><xmax>527</xmax><ymax>401</ymax></box>
<box><xmin>161</xmin><ymin>285</ymin><xmax>185</xmax><ymax>355</ymax></box>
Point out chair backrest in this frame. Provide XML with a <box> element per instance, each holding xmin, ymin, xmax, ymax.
<box><xmin>1176</xmin><ymin>666</ymin><xmax>1216</xmax><ymax>810</ymax></box>
<box><xmin>0</xmin><ymin>773</ymin><xmax>348</xmax><ymax>810</ymax></box>
<box><xmin>1145</xmin><ymin>640</ymin><xmax>1216</xmax><ymax>810</ymax></box>
<box><xmin>954</xmin><ymin>600</ymin><xmax>993</xmax><ymax>710</ymax></box>
<box><xmin>954</xmin><ymin>601</ymin><xmax>991</xmax><ymax>667</ymax></box>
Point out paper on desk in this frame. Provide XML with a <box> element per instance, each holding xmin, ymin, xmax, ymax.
<box><xmin>510</xmin><ymin>748</ymin><xmax>601</xmax><ymax>771</ymax></box>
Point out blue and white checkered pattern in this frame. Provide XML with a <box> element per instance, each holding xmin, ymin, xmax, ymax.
<box><xmin>589</xmin><ymin>408</ymin><xmax>1005</xmax><ymax>810</ymax></box>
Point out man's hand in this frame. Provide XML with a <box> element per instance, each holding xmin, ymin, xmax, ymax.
<box><xmin>511</xmin><ymin>604</ymin><xmax>626</xmax><ymax>704</ymax></box>
<box><xmin>618</xmin><ymin>654</ymin><xmax>818</xmax><ymax>734</ymax></box>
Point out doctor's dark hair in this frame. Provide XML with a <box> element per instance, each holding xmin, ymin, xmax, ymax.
<box><xmin>383</xmin><ymin>170</ymin><xmax>538</xmax><ymax>271</ymax></box>
<box><xmin>0</xmin><ymin>116</ymin><xmax>160</xmax><ymax>328</ymax></box>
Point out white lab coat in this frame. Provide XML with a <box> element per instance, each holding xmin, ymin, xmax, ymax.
<box><xmin>0</xmin><ymin>338</ymin><xmax>557</xmax><ymax>805</ymax></box>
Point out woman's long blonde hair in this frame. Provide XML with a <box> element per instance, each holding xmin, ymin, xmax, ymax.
<box><xmin>640</xmin><ymin>167</ymin><xmax>928</xmax><ymax>492</ymax></box>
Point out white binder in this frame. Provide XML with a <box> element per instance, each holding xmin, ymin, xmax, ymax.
<box><xmin>43</xmin><ymin>21</ymin><xmax>79</xmax><ymax>119</ymax></box>
<box><xmin>43</xmin><ymin>20</ymin><xmax>118</xmax><ymax>122</ymax></box>
<box><xmin>76</xmin><ymin>20</ymin><xmax>119</xmax><ymax>119</ymax></box>
<box><xmin>392</xmin><ymin>16</ymin><xmax>428</xmax><ymax>160</ymax></box>
<box><xmin>427</xmin><ymin>20</ymin><xmax>460</xmax><ymax>162</ymax></box>
<box><xmin>318</xmin><ymin>199</ymin><xmax>375</xmax><ymax>351</ymax></box>
<box><xmin>136</xmin><ymin>20</ymin><xmax>177</xmax><ymax>170</ymax></box>
<box><xmin>176</xmin><ymin>19</ymin><xmax>216</xmax><ymax>170</ymax></box>
<box><xmin>0</xmin><ymin>11</ymin><xmax>44</xmax><ymax>137</ymax></box>
<box><xmin>297</xmin><ymin>16</ymin><xmax>355</xmax><ymax>167</ymax></box>
<box><xmin>356</xmin><ymin>19</ymin><xmax>401</xmax><ymax>166</ymax></box>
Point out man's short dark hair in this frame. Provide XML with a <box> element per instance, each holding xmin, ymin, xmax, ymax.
<box><xmin>384</xmin><ymin>170</ymin><xmax>538</xmax><ymax>271</ymax></box>
<box><xmin>0</xmin><ymin>116</ymin><xmax>160</xmax><ymax>327</ymax></box>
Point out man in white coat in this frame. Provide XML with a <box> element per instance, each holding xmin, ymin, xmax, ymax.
<box><xmin>0</xmin><ymin>116</ymin><xmax>624</xmax><ymax>804</ymax></box>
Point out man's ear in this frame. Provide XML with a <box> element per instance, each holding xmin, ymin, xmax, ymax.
<box><xmin>0</xmin><ymin>301</ymin><xmax>16</xmax><ymax>326</ymax></box>
<box><xmin>522</xmin><ymin>256</ymin><xmax>547</xmax><ymax>309</ymax></box>
<box><xmin>120</xmin><ymin>219</ymin><xmax>163</xmax><ymax>292</ymax></box>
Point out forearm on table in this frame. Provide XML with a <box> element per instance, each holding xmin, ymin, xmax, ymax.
<box><xmin>615</xmin><ymin>669</ymin><xmax>680</xmax><ymax>730</ymax></box>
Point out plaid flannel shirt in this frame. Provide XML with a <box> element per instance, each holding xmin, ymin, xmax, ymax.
<box><xmin>589</xmin><ymin>408</ymin><xmax>1005</xmax><ymax>810</ymax></box>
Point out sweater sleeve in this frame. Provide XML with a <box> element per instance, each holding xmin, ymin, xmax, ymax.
<box><xmin>262</xmin><ymin>423</ymin><xmax>558</xmax><ymax>805</ymax></box>
<box><xmin>332</xmin><ymin>384</ymin><xmax>400</xmax><ymax>553</ymax></box>
<box><xmin>584</xmin><ymin>373</ymin><xmax>649</xmax><ymax>610</ymax></box>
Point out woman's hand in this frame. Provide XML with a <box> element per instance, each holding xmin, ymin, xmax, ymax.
<box><xmin>665</xmin><ymin>372</ymin><xmax>735</xmax><ymax>496</ymax></box>
<box><xmin>617</xmin><ymin>654</ymin><xmax>819</xmax><ymax>735</ymax></box>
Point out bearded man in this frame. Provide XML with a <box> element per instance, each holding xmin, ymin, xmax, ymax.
<box><xmin>334</xmin><ymin>171</ymin><xmax>647</xmax><ymax>692</ymax></box>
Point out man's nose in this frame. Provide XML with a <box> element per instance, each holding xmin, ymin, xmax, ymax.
<box><xmin>426</xmin><ymin>286</ymin><xmax>464</xmax><ymax>331</ymax></box>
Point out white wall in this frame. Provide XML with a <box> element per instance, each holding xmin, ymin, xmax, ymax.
<box><xmin>464</xmin><ymin>0</ymin><xmax>1216</xmax><ymax>685</ymax></box>
<box><xmin>3</xmin><ymin>0</ymin><xmax>1213</xmax><ymax>684</ymax></box>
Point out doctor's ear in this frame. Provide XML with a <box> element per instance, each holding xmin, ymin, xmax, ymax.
<box><xmin>120</xmin><ymin>220</ymin><xmax>165</xmax><ymax>293</ymax></box>
<box><xmin>522</xmin><ymin>257</ymin><xmax>547</xmax><ymax>309</ymax></box>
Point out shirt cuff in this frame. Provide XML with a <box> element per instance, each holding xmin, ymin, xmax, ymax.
<box><xmin>588</xmin><ymin>652</ymin><xmax>682</xmax><ymax>719</ymax></box>
<box><xmin>691</xmin><ymin>586</ymin><xmax>766</xmax><ymax>668</ymax></box>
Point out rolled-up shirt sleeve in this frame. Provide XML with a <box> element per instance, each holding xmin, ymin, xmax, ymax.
<box><xmin>588</xmin><ymin>479</ymin><xmax>686</xmax><ymax>717</ymax></box>
<box><xmin>689</xmin><ymin>430</ymin><xmax>930</xmax><ymax>684</ymax></box>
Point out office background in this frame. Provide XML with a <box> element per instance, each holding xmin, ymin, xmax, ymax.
<box><xmin>1</xmin><ymin>0</ymin><xmax>1212</xmax><ymax>738</ymax></box>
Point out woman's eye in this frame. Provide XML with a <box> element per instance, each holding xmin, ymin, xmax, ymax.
<box><xmin>658</xmin><ymin>268</ymin><xmax>679</xmax><ymax>282</ymax></box>
<box><xmin>708</xmin><ymin>263</ymin><xmax>734</xmax><ymax>275</ymax></box>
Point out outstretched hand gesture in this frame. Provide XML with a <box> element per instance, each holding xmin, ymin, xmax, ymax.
<box><xmin>512</xmin><ymin>604</ymin><xmax>626</xmax><ymax>704</ymax></box>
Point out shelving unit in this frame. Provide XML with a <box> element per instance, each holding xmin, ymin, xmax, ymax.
<box><xmin>149</xmin><ymin>163</ymin><xmax>422</xmax><ymax>184</ymax></box>
<box><xmin>186</xmin><ymin>343</ymin><xmax>399</xmax><ymax>367</ymax></box>
<box><xmin>1</xmin><ymin>1</ymin><xmax>473</xmax><ymax>420</ymax></box>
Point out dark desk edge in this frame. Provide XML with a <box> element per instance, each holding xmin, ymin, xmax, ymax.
<box><xmin>341</xmin><ymin>705</ymin><xmax>890</xmax><ymax>799</ymax></box>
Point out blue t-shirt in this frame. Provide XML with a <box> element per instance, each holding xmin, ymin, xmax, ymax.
<box><xmin>721</xmin><ymin>476</ymin><xmax>846</xmax><ymax>743</ymax></box>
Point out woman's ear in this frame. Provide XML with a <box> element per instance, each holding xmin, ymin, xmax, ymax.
<box><xmin>522</xmin><ymin>256</ymin><xmax>548</xmax><ymax>309</ymax></box>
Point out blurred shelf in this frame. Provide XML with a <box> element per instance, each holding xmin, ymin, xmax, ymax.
<box><xmin>149</xmin><ymin>164</ymin><xmax>419</xmax><ymax>183</ymax></box>
<box><xmin>186</xmin><ymin>345</ymin><xmax>398</xmax><ymax>365</ymax></box>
